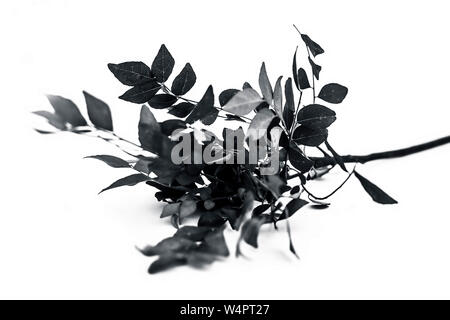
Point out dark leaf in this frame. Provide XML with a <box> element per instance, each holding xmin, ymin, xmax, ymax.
<box><xmin>241</xmin><ymin>217</ymin><xmax>266</xmax><ymax>248</ymax></box>
<box><xmin>219</xmin><ymin>89</ymin><xmax>239</xmax><ymax>107</ymax></box>
<box><xmin>99</xmin><ymin>173</ymin><xmax>149</xmax><ymax>194</ymax></box>
<box><xmin>301</xmin><ymin>34</ymin><xmax>324</xmax><ymax>57</ymax></box>
<box><xmin>286</xmin><ymin>220</ymin><xmax>299</xmax><ymax>258</ymax></box>
<box><xmin>148</xmin><ymin>94</ymin><xmax>177</xmax><ymax>109</ymax></box>
<box><xmin>171</xmin><ymin>63</ymin><xmax>196</xmax><ymax>96</ymax></box>
<box><xmin>293</xmin><ymin>126</ymin><xmax>328</xmax><ymax>147</ymax></box>
<box><xmin>119</xmin><ymin>80</ymin><xmax>160</xmax><ymax>104</ymax></box>
<box><xmin>168</xmin><ymin>102</ymin><xmax>195</xmax><ymax>118</ymax></box>
<box><xmin>83</xmin><ymin>91</ymin><xmax>113</xmax><ymax>131</ymax></box>
<box><xmin>354</xmin><ymin>171</ymin><xmax>398</xmax><ymax>205</ymax></box>
<box><xmin>283</xmin><ymin>78</ymin><xmax>295</xmax><ymax>129</ymax></box>
<box><xmin>297</xmin><ymin>104</ymin><xmax>336</xmax><ymax>129</ymax></box>
<box><xmin>325</xmin><ymin>140</ymin><xmax>347</xmax><ymax>172</ymax></box>
<box><xmin>33</xmin><ymin>110</ymin><xmax>66</xmax><ymax>130</ymax></box>
<box><xmin>223</xmin><ymin>88</ymin><xmax>263</xmax><ymax>116</ymax></box>
<box><xmin>186</xmin><ymin>85</ymin><xmax>216</xmax><ymax>125</ymax></box>
<box><xmin>279</xmin><ymin>198</ymin><xmax>308</xmax><ymax>221</ymax></box>
<box><xmin>138</xmin><ymin>106</ymin><xmax>173</xmax><ymax>157</ymax></box>
<box><xmin>298</xmin><ymin>68</ymin><xmax>311</xmax><ymax>89</ymax></box>
<box><xmin>292</xmin><ymin>47</ymin><xmax>299</xmax><ymax>90</ymax></box>
<box><xmin>308</xmin><ymin>57</ymin><xmax>322</xmax><ymax>80</ymax></box>
<box><xmin>252</xmin><ymin>204</ymin><xmax>271</xmax><ymax>217</ymax></box>
<box><xmin>318</xmin><ymin>83</ymin><xmax>348</xmax><ymax>104</ymax></box>
<box><xmin>258</xmin><ymin>62</ymin><xmax>273</xmax><ymax>103</ymax></box>
<box><xmin>47</xmin><ymin>95</ymin><xmax>87</xmax><ymax>127</ymax></box>
<box><xmin>160</xmin><ymin>202</ymin><xmax>181</xmax><ymax>218</ymax></box>
<box><xmin>107</xmin><ymin>62</ymin><xmax>153</xmax><ymax>86</ymax></box>
<box><xmin>289</xmin><ymin>142</ymin><xmax>314</xmax><ymax>173</ymax></box>
<box><xmin>160</xmin><ymin>119</ymin><xmax>187</xmax><ymax>136</ymax></box>
<box><xmin>201</xmin><ymin>109</ymin><xmax>219</xmax><ymax>125</ymax></box>
<box><xmin>290</xmin><ymin>185</ymin><xmax>301</xmax><ymax>195</ymax></box>
<box><xmin>148</xmin><ymin>254</ymin><xmax>187</xmax><ymax>274</ymax></box>
<box><xmin>198</xmin><ymin>210</ymin><xmax>227</xmax><ymax>228</ymax></box>
<box><xmin>85</xmin><ymin>155</ymin><xmax>130</xmax><ymax>168</ymax></box>
<box><xmin>151</xmin><ymin>44</ymin><xmax>175</xmax><ymax>83</ymax></box>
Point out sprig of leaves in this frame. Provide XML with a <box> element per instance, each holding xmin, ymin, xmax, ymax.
<box><xmin>35</xmin><ymin>27</ymin><xmax>441</xmax><ymax>275</ymax></box>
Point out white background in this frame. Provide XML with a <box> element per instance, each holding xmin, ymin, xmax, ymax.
<box><xmin>1</xmin><ymin>0</ymin><xmax>450</xmax><ymax>299</ymax></box>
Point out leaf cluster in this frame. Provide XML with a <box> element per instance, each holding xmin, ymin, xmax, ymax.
<box><xmin>34</xmin><ymin>28</ymin><xmax>397</xmax><ymax>273</ymax></box>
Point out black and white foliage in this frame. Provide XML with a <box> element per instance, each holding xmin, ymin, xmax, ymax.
<box><xmin>34</xmin><ymin>26</ymin><xmax>450</xmax><ymax>274</ymax></box>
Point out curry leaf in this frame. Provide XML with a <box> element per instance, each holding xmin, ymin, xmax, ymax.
<box><xmin>223</xmin><ymin>88</ymin><xmax>263</xmax><ymax>116</ymax></box>
<box><xmin>354</xmin><ymin>171</ymin><xmax>398</xmax><ymax>205</ymax></box>
<box><xmin>99</xmin><ymin>174</ymin><xmax>149</xmax><ymax>194</ymax></box>
<box><xmin>107</xmin><ymin>62</ymin><xmax>153</xmax><ymax>86</ymax></box>
<box><xmin>308</xmin><ymin>57</ymin><xmax>322</xmax><ymax>80</ymax></box>
<box><xmin>185</xmin><ymin>85</ymin><xmax>217</xmax><ymax>125</ymax></box>
<box><xmin>297</xmin><ymin>104</ymin><xmax>336</xmax><ymax>129</ymax></box>
<box><xmin>168</xmin><ymin>102</ymin><xmax>195</xmax><ymax>118</ymax></box>
<box><xmin>283</xmin><ymin>78</ymin><xmax>295</xmax><ymax>129</ymax></box>
<box><xmin>151</xmin><ymin>44</ymin><xmax>175</xmax><ymax>82</ymax></box>
<box><xmin>148</xmin><ymin>94</ymin><xmax>178</xmax><ymax>109</ymax></box>
<box><xmin>318</xmin><ymin>83</ymin><xmax>348</xmax><ymax>104</ymax></box>
<box><xmin>171</xmin><ymin>63</ymin><xmax>197</xmax><ymax>96</ymax></box>
<box><xmin>85</xmin><ymin>155</ymin><xmax>130</xmax><ymax>168</ymax></box>
<box><xmin>83</xmin><ymin>91</ymin><xmax>113</xmax><ymax>131</ymax></box>
<box><xmin>298</xmin><ymin>68</ymin><xmax>311</xmax><ymax>89</ymax></box>
<box><xmin>293</xmin><ymin>126</ymin><xmax>328</xmax><ymax>147</ymax></box>
<box><xmin>47</xmin><ymin>95</ymin><xmax>87</xmax><ymax>127</ymax></box>
<box><xmin>219</xmin><ymin>89</ymin><xmax>239</xmax><ymax>107</ymax></box>
<box><xmin>301</xmin><ymin>34</ymin><xmax>324</xmax><ymax>57</ymax></box>
<box><xmin>119</xmin><ymin>81</ymin><xmax>160</xmax><ymax>104</ymax></box>
<box><xmin>273</xmin><ymin>76</ymin><xmax>283</xmax><ymax>117</ymax></box>
<box><xmin>259</xmin><ymin>62</ymin><xmax>273</xmax><ymax>103</ymax></box>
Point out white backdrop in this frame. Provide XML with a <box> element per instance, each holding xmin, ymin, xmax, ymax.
<box><xmin>1</xmin><ymin>0</ymin><xmax>450</xmax><ymax>299</ymax></box>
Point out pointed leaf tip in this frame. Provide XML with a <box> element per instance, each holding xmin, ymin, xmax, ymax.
<box><xmin>354</xmin><ymin>171</ymin><xmax>398</xmax><ymax>205</ymax></box>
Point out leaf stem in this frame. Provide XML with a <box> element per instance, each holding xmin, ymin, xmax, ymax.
<box><xmin>161</xmin><ymin>84</ymin><xmax>252</xmax><ymax>123</ymax></box>
<box><xmin>311</xmin><ymin>135</ymin><xmax>450</xmax><ymax>167</ymax></box>
<box><xmin>293</xmin><ymin>24</ymin><xmax>316</xmax><ymax>103</ymax></box>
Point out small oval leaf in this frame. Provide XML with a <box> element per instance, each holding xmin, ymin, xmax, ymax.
<box><xmin>148</xmin><ymin>94</ymin><xmax>177</xmax><ymax>109</ymax></box>
<box><xmin>297</xmin><ymin>104</ymin><xmax>336</xmax><ymax>129</ymax></box>
<box><xmin>318</xmin><ymin>83</ymin><xmax>348</xmax><ymax>104</ymax></box>
<box><xmin>107</xmin><ymin>62</ymin><xmax>153</xmax><ymax>86</ymax></box>
<box><xmin>171</xmin><ymin>63</ymin><xmax>196</xmax><ymax>96</ymax></box>
<box><xmin>168</xmin><ymin>102</ymin><xmax>195</xmax><ymax>118</ymax></box>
